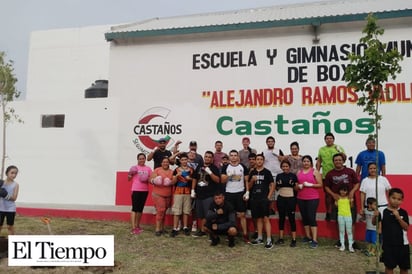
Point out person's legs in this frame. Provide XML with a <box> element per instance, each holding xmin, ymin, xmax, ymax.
<box><xmin>263</xmin><ymin>216</ymin><xmax>271</xmax><ymax>243</ymax></box>
<box><xmin>277</xmin><ymin>196</ymin><xmax>286</xmax><ymax>240</ymax></box>
<box><xmin>337</xmin><ymin>215</ymin><xmax>346</xmax><ymax>250</ymax></box>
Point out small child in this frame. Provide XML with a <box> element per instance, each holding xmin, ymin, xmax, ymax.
<box><xmin>0</xmin><ymin>165</ymin><xmax>20</xmax><ymax>235</ymax></box>
<box><xmin>336</xmin><ymin>184</ymin><xmax>355</xmax><ymax>252</ymax></box>
<box><xmin>380</xmin><ymin>188</ymin><xmax>410</xmax><ymax>274</ymax></box>
<box><xmin>363</xmin><ymin>197</ymin><xmax>380</xmax><ymax>256</ymax></box>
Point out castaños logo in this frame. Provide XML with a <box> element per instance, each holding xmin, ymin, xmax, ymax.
<box><xmin>8</xmin><ymin>235</ymin><xmax>114</xmax><ymax>266</ymax></box>
<box><xmin>132</xmin><ymin>107</ymin><xmax>182</xmax><ymax>153</ymax></box>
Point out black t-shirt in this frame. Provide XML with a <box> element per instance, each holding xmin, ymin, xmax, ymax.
<box><xmin>381</xmin><ymin>207</ymin><xmax>409</xmax><ymax>246</ymax></box>
<box><xmin>152</xmin><ymin>149</ymin><xmax>172</xmax><ymax>169</ymax></box>
<box><xmin>195</xmin><ymin>164</ymin><xmax>221</xmax><ymax>199</ymax></box>
<box><xmin>248</xmin><ymin>167</ymin><xmax>274</xmax><ymax>200</ymax></box>
<box><xmin>275</xmin><ymin>172</ymin><xmax>298</xmax><ymax>190</ymax></box>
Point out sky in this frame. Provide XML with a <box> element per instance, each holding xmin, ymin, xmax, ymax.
<box><xmin>0</xmin><ymin>0</ymin><xmax>326</xmax><ymax>97</ymax></box>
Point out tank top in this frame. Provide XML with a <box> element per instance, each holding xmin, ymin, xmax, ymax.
<box><xmin>0</xmin><ymin>181</ymin><xmax>17</xmax><ymax>212</ymax></box>
<box><xmin>296</xmin><ymin>168</ymin><xmax>319</xmax><ymax>200</ymax></box>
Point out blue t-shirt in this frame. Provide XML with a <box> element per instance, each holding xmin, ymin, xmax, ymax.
<box><xmin>355</xmin><ymin>149</ymin><xmax>385</xmax><ymax>180</ymax></box>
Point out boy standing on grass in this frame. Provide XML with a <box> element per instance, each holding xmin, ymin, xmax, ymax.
<box><xmin>170</xmin><ymin>153</ymin><xmax>197</xmax><ymax>237</ymax></box>
<box><xmin>380</xmin><ymin>188</ymin><xmax>409</xmax><ymax>274</ymax></box>
<box><xmin>248</xmin><ymin>154</ymin><xmax>275</xmax><ymax>249</ymax></box>
<box><xmin>363</xmin><ymin>197</ymin><xmax>380</xmax><ymax>256</ymax></box>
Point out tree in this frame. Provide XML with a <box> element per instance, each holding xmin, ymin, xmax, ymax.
<box><xmin>344</xmin><ymin>14</ymin><xmax>403</xmax><ymax>274</ymax></box>
<box><xmin>0</xmin><ymin>51</ymin><xmax>23</xmax><ymax>180</ymax></box>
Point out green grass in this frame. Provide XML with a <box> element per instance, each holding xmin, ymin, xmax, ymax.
<box><xmin>0</xmin><ymin>216</ymin><xmax>409</xmax><ymax>273</ymax></box>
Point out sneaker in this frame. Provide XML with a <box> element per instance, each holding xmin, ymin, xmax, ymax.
<box><xmin>183</xmin><ymin>227</ymin><xmax>190</xmax><ymax>236</ymax></box>
<box><xmin>310</xmin><ymin>241</ymin><xmax>318</xmax><ymax>249</ymax></box>
<box><xmin>243</xmin><ymin>235</ymin><xmax>251</xmax><ymax>244</ymax></box>
<box><xmin>352</xmin><ymin>242</ymin><xmax>360</xmax><ymax>250</ymax></box>
<box><xmin>274</xmin><ymin>239</ymin><xmax>285</xmax><ymax>245</ymax></box>
<box><xmin>210</xmin><ymin>236</ymin><xmax>220</xmax><ymax>246</ymax></box>
<box><xmin>228</xmin><ymin>236</ymin><xmax>235</xmax><ymax>248</ymax></box>
<box><xmin>334</xmin><ymin>241</ymin><xmax>342</xmax><ymax>248</ymax></box>
<box><xmin>349</xmin><ymin>246</ymin><xmax>355</xmax><ymax>253</ymax></box>
<box><xmin>302</xmin><ymin>237</ymin><xmax>312</xmax><ymax>243</ymax></box>
<box><xmin>131</xmin><ymin>228</ymin><xmax>142</xmax><ymax>235</ymax></box>
<box><xmin>251</xmin><ymin>239</ymin><xmax>264</xmax><ymax>245</ymax></box>
<box><xmin>290</xmin><ymin>240</ymin><xmax>297</xmax><ymax>247</ymax></box>
<box><xmin>191</xmin><ymin>221</ymin><xmax>197</xmax><ymax>232</ymax></box>
<box><xmin>192</xmin><ymin>231</ymin><xmax>206</xmax><ymax>237</ymax></box>
<box><xmin>264</xmin><ymin>241</ymin><xmax>274</xmax><ymax>249</ymax></box>
<box><xmin>155</xmin><ymin>231</ymin><xmax>162</xmax><ymax>237</ymax></box>
<box><xmin>339</xmin><ymin>245</ymin><xmax>345</xmax><ymax>252</ymax></box>
<box><xmin>170</xmin><ymin>229</ymin><xmax>178</xmax><ymax>238</ymax></box>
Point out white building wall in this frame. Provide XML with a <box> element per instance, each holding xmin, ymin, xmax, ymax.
<box><xmin>6</xmin><ymin>25</ymin><xmax>120</xmax><ymax>206</ymax></box>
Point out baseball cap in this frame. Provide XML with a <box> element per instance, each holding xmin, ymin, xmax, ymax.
<box><xmin>189</xmin><ymin>141</ymin><xmax>197</xmax><ymax>146</ymax></box>
<box><xmin>158</xmin><ymin>138</ymin><xmax>167</xmax><ymax>143</ymax></box>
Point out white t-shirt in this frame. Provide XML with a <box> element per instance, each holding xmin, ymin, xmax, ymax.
<box><xmin>223</xmin><ymin>164</ymin><xmax>247</xmax><ymax>193</ymax></box>
<box><xmin>263</xmin><ymin>148</ymin><xmax>282</xmax><ymax>177</ymax></box>
<box><xmin>360</xmin><ymin>176</ymin><xmax>391</xmax><ymax>207</ymax></box>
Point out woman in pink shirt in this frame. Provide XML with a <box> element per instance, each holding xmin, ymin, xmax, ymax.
<box><xmin>296</xmin><ymin>155</ymin><xmax>323</xmax><ymax>248</ymax></box>
<box><xmin>150</xmin><ymin>156</ymin><xmax>174</xmax><ymax>236</ymax></box>
<box><xmin>128</xmin><ymin>153</ymin><xmax>152</xmax><ymax>234</ymax></box>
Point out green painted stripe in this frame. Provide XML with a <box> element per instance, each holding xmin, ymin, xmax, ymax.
<box><xmin>105</xmin><ymin>10</ymin><xmax>412</xmax><ymax>41</ymax></box>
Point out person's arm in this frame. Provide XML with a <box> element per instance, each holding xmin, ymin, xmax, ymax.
<box><xmin>312</xmin><ymin>169</ymin><xmax>323</xmax><ymax>188</ymax></box>
<box><xmin>248</xmin><ymin>173</ymin><xmax>256</xmax><ymax>190</ymax></box>
<box><xmin>268</xmin><ymin>182</ymin><xmax>275</xmax><ymax>200</ymax></box>
<box><xmin>9</xmin><ymin>183</ymin><xmax>19</xmax><ymax>201</ymax></box>
<box><xmin>359</xmin><ymin>191</ymin><xmax>366</xmax><ymax>215</ymax></box>
<box><xmin>390</xmin><ymin>209</ymin><xmax>409</xmax><ymax>231</ymax></box>
<box><xmin>355</xmin><ymin>165</ymin><xmax>361</xmax><ymax>178</ymax></box>
<box><xmin>381</xmin><ymin>164</ymin><xmax>386</xmax><ymax>176</ymax></box>
<box><xmin>206</xmin><ymin>166</ymin><xmax>220</xmax><ymax>183</ymax></box>
<box><xmin>147</xmin><ymin>148</ymin><xmax>158</xmax><ymax>162</ymax></box>
<box><xmin>315</xmin><ymin>156</ymin><xmax>322</xmax><ymax>171</ymax></box>
<box><xmin>349</xmin><ymin>179</ymin><xmax>360</xmax><ymax>200</ymax></box>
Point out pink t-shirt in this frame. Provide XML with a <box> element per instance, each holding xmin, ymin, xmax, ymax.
<box><xmin>296</xmin><ymin>168</ymin><xmax>320</xmax><ymax>200</ymax></box>
<box><xmin>129</xmin><ymin>165</ymin><xmax>152</xmax><ymax>191</ymax></box>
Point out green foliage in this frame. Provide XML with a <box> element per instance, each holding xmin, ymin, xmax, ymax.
<box><xmin>0</xmin><ymin>51</ymin><xmax>22</xmax><ymax>122</ymax></box>
<box><xmin>345</xmin><ymin>14</ymin><xmax>403</xmax><ymax>127</ymax></box>
<box><xmin>0</xmin><ymin>51</ymin><xmax>23</xmax><ymax>179</ymax></box>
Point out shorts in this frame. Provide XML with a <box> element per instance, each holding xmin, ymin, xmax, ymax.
<box><xmin>0</xmin><ymin>211</ymin><xmax>16</xmax><ymax>226</ymax></box>
<box><xmin>250</xmin><ymin>198</ymin><xmax>270</xmax><ymax>218</ymax></box>
<box><xmin>131</xmin><ymin>191</ymin><xmax>149</xmax><ymax>212</ymax></box>
<box><xmin>331</xmin><ymin>203</ymin><xmax>357</xmax><ymax>223</ymax></box>
<box><xmin>382</xmin><ymin>244</ymin><xmax>410</xmax><ymax>270</ymax></box>
<box><xmin>172</xmin><ymin>194</ymin><xmax>192</xmax><ymax>215</ymax></box>
<box><xmin>225</xmin><ymin>192</ymin><xmax>246</xmax><ymax>213</ymax></box>
<box><xmin>196</xmin><ymin>197</ymin><xmax>213</xmax><ymax>219</ymax></box>
<box><xmin>365</xmin><ymin>229</ymin><xmax>377</xmax><ymax>244</ymax></box>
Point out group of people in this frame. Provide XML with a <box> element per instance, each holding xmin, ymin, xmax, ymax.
<box><xmin>127</xmin><ymin>134</ymin><xmax>409</xmax><ymax>274</ymax></box>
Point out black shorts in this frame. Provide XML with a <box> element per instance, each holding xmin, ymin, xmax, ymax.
<box><xmin>383</xmin><ymin>244</ymin><xmax>410</xmax><ymax>270</ymax></box>
<box><xmin>0</xmin><ymin>211</ymin><xmax>16</xmax><ymax>226</ymax></box>
<box><xmin>250</xmin><ymin>198</ymin><xmax>270</xmax><ymax>218</ymax></box>
<box><xmin>131</xmin><ymin>191</ymin><xmax>149</xmax><ymax>212</ymax></box>
<box><xmin>225</xmin><ymin>192</ymin><xmax>246</xmax><ymax>213</ymax></box>
<box><xmin>196</xmin><ymin>197</ymin><xmax>213</xmax><ymax>219</ymax></box>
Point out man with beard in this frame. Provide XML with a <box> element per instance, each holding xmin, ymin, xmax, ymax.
<box><xmin>147</xmin><ymin>138</ymin><xmax>181</xmax><ymax>168</ymax></box>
